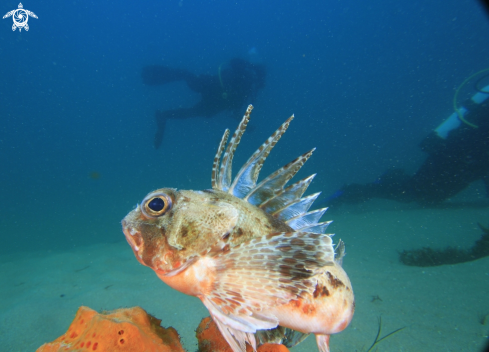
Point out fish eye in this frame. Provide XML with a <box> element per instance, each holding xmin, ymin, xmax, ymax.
<box><xmin>141</xmin><ymin>192</ymin><xmax>172</xmax><ymax>218</ymax></box>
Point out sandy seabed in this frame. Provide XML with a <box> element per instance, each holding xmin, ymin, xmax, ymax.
<box><xmin>1</xmin><ymin>203</ymin><xmax>488</xmax><ymax>352</ymax></box>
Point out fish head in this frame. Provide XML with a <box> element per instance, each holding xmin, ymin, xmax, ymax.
<box><xmin>121</xmin><ymin>188</ymin><xmax>239</xmax><ymax>276</ymax></box>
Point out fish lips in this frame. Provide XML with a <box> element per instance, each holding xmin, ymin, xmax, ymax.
<box><xmin>121</xmin><ymin>218</ymin><xmax>185</xmax><ymax>275</ymax></box>
<box><xmin>121</xmin><ymin>220</ymin><xmax>146</xmax><ymax>266</ymax></box>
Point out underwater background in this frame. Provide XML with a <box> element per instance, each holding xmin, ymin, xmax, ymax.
<box><xmin>1</xmin><ymin>0</ymin><xmax>489</xmax><ymax>351</ymax></box>
<box><xmin>0</xmin><ymin>0</ymin><xmax>487</xmax><ymax>254</ymax></box>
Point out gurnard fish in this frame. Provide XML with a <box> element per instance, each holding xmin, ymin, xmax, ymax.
<box><xmin>121</xmin><ymin>105</ymin><xmax>354</xmax><ymax>352</ymax></box>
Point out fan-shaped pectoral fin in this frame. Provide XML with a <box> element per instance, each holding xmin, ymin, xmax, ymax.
<box><xmin>201</xmin><ymin>296</ymin><xmax>261</xmax><ymax>352</ymax></box>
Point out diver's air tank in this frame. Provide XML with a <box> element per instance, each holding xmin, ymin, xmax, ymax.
<box><xmin>435</xmin><ymin>84</ymin><xmax>489</xmax><ymax>139</ymax></box>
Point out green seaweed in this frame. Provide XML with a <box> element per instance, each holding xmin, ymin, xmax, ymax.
<box><xmin>365</xmin><ymin>316</ymin><xmax>405</xmax><ymax>352</ymax></box>
<box><xmin>399</xmin><ymin>222</ymin><xmax>489</xmax><ymax>267</ymax></box>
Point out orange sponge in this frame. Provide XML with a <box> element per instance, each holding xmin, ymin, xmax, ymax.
<box><xmin>196</xmin><ymin>316</ymin><xmax>289</xmax><ymax>352</ymax></box>
<box><xmin>257</xmin><ymin>344</ymin><xmax>289</xmax><ymax>352</ymax></box>
<box><xmin>36</xmin><ymin>306</ymin><xmax>184</xmax><ymax>352</ymax></box>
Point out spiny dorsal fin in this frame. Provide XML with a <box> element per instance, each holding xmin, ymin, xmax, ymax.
<box><xmin>246</xmin><ymin>149</ymin><xmax>315</xmax><ymax>206</ymax></box>
<box><xmin>212</xmin><ymin>129</ymin><xmax>230</xmax><ymax>190</ymax></box>
<box><xmin>229</xmin><ymin>115</ymin><xmax>294</xmax><ymax>198</ymax></box>
<box><xmin>296</xmin><ymin>220</ymin><xmax>332</xmax><ymax>235</ymax></box>
<box><xmin>272</xmin><ymin>192</ymin><xmax>320</xmax><ymax>221</ymax></box>
<box><xmin>218</xmin><ymin>105</ymin><xmax>253</xmax><ymax>191</ymax></box>
<box><xmin>211</xmin><ymin>107</ymin><xmax>325</xmax><ymax>236</ymax></box>
<box><xmin>335</xmin><ymin>239</ymin><xmax>346</xmax><ymax>266</ymax></box>
<box><xmin>286</xmin><ymin>208</ymin><xmax>329</xmax><ymax>231</ymax></box>
<box><xmin>260</xmin><ymin>174</ymin><xmax>316</xmax><ymax>214</ymax></box>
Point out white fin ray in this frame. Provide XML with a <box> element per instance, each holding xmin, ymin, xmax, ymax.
<box><xmin>316</xmin><ymin>334</ymin><xmax>331</xmax><ymax>352</ymax></box>
<box><xmin>204</xmin><ymin>311</ymin><xmax>257</xmax><ymax>352</ymax></box>
<box><xmin>286</xmin><ymin>208</ymin><xmax>328</xmax><ymax>231</ymax></box>
<box><xmin>298</xmin><ymin>221</ymin><xmax>332</xmax><ymax>235</ymax></box>
<box><xmin>218</xmin><ymin>105</ymin><xmax>253</xmax><ymax>192</ymax></box>
<box><xmin>272</xmin><ymin>193</ymin><xmax>320</xmax><ymax>221</ymax></box>
<box><xmin>334</xmin><ymin>239</ymin><xmax>346</xmax><ymax>266</ymax></box>
<box><xmin>245</xmin><ymin>149</ymin><xmax>315</xmax><ymax>206</ymax></box>
<box><xmin>260</xmin><ymin>174</ymin><xmax>316</xmax><ymax>213</ymax></box>
<box><xmin>229</xmin><ymin>116</ymin><xmax>294</xmax><ymax>199</ymax></box>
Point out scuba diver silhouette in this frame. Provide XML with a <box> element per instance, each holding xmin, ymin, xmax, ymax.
<box><xmin>326</xmin><ymin>71</ymin><xmax>489</xmax><ymax>208</ymax></box>
<box><xmin>142</xmin><ymin>58</ymin><xmax>266</xmax><ymax>149</ymax></box>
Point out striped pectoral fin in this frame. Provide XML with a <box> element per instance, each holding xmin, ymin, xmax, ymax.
<box><xmin>201</xmin><ymin>231</ymin><xmax>335</xmax><ymax>351</ymax></box>
<box><xmin>201</xmin><ymin>296</ymin><xmax>261</xmax><ymax>352</ymax></box>
<box><xmin>202</xmin><ymin>231</ymin><xmax>335</xmax><ymax>351</ymax></box>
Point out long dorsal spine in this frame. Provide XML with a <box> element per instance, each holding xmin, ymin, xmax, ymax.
<box><xmin>212</xmin><ymin>129</ymin><xmax>230</xmax><ymax>190</ymax></box>
<box><xmin>217</xmin><ymin>105</ymin><xmax>253</xmax><ymax>191</ymax></box>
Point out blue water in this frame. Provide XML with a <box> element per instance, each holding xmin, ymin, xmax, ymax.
<box><xmin>0</xmin><ymin>0</ymin><xmax>488</xmax><ymax>256</ymax></box>
<box><xmin>2</xmin><ymin>0</ymin><xmax>488</xmax><ymax>255</ymax></box>
<box><xmin>2</xmin><ymin>1</ymin><xmax>489</xmax><ymax>351</ymax></box>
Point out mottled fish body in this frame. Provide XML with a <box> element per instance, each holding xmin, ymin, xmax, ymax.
<box><xmin>122</xmin><ymin>105</ymin><xmax>354</xmax><ymax>352</ymax></box>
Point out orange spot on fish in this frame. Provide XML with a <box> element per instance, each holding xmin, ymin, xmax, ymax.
<box><xmin>301</xmin><ymin>303</ymin><xmax>316</xmax><ymax>315</ymax></box>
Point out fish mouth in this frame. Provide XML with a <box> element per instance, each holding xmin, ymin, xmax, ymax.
<box><xmin>155</xmin><ymin>256</ymin><xmax>199</xmax><ymax>277</ymax></box>
<box><xmin>121</xmin><ymin>219</ymin><xmax>175</xmax><ymax>272</ymax></box>
<box><xmin>121</xmin><ymin>218</ymin><xmax>194</xmax><ymax>275</ymax></box>
<box><xmin>122</xmin><ymin>220</ymin><xmax>144</xmax><ymax>261</ymax></box>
